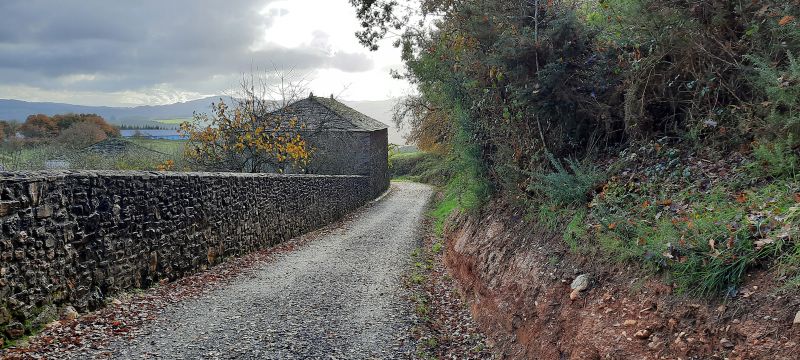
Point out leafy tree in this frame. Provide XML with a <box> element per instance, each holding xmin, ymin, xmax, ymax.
<box><xmin>19</xmin><ymin>114</ymin><xmax>59</xmax><ymax>138</ymax></box>
<box><xmin>56</xmin><ymin>121</ymin><xmax>109</xmax><ymax>149</ymax></box>
<box><xmin>353</xmin><ymin>0</ymin><xmax>800</xmax><ymax>196</ymax></box>
<box><xmin>18</xmin><ymin>113</ymin><xmax>119</xmax><ymax>140</ymax></box>
<box><xmin>0</xmin><ymin>120</ymin><xmax>10</xmax><ymax>141</ymax></box>
<box><xmin>52</xmin><ymin>113</ymin><xmax>120</xmax><ymax>137</ymax></box>
<box><xmin>180</xmin><ymin>73</ymin><xmax>313</xmax><ymax>173</ymax></box>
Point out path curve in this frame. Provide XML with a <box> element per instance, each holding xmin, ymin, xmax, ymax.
<box><xmin>100</xmin><ymin>181</ymin><xmax>433</xmax><ymax>359</ymax></box>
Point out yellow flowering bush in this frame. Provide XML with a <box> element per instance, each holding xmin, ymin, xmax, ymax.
<box><xmin>180</xmin><ymin>98</ymin><xmax>312</xmax><ymax>173</ymax></box>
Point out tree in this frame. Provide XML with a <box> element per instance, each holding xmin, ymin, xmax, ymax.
<box><xmin>18</xmin><ymin>113</ymin><xmax>119</xmax><ymax>140</ymax></box>
<box><xmin>56</xmin><ymin>121</ymin><xmax>108</xmax><ymax>149</ymax></box>
<box><xmin>180</xmin><ymin>72</ymin><xmax>314</xmax><ymax>173</ymax></box>
<box><xmin>52</xmin><ymin>113</ymin><xmax>120</xmax><ymax>137</ymax></box>
<box><xmin>0</xmin><ymin>121</ymin><xmax>15</xmax><ymax>139</ymax></box>
<box><xmin>19</xmin><ymin>114</ymin><xmax>58</xmax><ymax>138</ymax></box>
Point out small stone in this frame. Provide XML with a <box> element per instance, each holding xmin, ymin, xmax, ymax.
<box><xmin>62</xmin><ymin>305</ymin><xmax>79</xmax><ymax>321</ymax></box>
<box><xmin>634</xmin><ymin>329</ymin><xmax>652</xmax><ymax>339</ymax></box>
<box><xmin>31</xmin><ymin>304</ymin><xmax>57</xmax><ymax>329</ymax></box>
<box><xmin>794</xmin><ymin>310</ymin><xmax>800</xmax><ymax>325</ymax></box>
<box><xmin>570</xmin><ymin>274</ymin><xmax>590</xmax><ymax>292</ymax></box>
<box><xmin>111</xmin><ymin>298</ymin><xmax>122</xmax><ymax>306</ymax></box>
<box><xmin>624</xmin><ymin>319</ymin><xmax>638</xmax><ymax>327</ymax></box>
<box><xmin>35</xmin><ymin>205</ymin><xmax>53</xmax><ymax>219</ymax></box>
<box><xmin>5</xmin><ymin>321</ymin><xmax>25</xmax><ymax>339</ymax></box>
<box><xmin>569</xmin><ymin>289</ymin><xmax>580</xmax><ymax>301</ymax></box>
<box><xmin>45</xmin><ymin>320</ymin><xmax>62</xmax><ymax>329</ymax></box>
<box><xmin>720</xmin><ymin>338</ymin><xmax>734</xmax><ymax>349</ymax></box>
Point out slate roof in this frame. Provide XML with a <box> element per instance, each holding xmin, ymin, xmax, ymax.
<box><xmin>280</xmin><ymin>95</ymin><xmax>388</xmax><ymax>132</ymax></box>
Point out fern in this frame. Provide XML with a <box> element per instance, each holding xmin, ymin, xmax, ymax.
<box><xmin>529</xmin><ymin>153</ymin><xmax>604</xmax><ymax>206</ymax></box>
<box><xmin>748</xmin><ymin>51</ymin><xmax>800</xmax><ymax>135</ymax></box>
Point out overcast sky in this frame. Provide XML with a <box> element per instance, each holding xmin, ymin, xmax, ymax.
<box><xmin>0</xmin><ymin>0</ymin><xmax>411</xmax><ymax>106</ymax></box>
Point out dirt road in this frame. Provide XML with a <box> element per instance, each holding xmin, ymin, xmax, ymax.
<box><xmin>98</xmin><ymin>182</ymin><xmax>433</xmax><ymax>359</ymax></box>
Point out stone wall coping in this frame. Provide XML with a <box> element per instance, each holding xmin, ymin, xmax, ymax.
<box><xmin>0</xmin><ymin>170</ymin><xmax>367</xmax><ymax>181</ymax></box>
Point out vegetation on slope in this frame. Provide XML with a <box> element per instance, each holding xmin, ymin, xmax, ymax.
<box><xmin>353</xmin><ymin>0</ymin><xmax>800</xmax><ymax>296</ymax></box>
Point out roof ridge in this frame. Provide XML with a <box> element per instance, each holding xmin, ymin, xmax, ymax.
<box><xmin>307</xmin><ymin>96</ymin><xmax>349</xmax><ymax>124</ymax></box>
<box><xmin>308</xmin><ymin>96</ymin><xmax>387</xmax><ymax>131</ymax></box>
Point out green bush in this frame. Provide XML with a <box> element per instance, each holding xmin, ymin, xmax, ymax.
<box><xmin>529</xmin><ymin>153</ymin><xmax>604</xmax><ymax>206</ymax></box>
<box><xmin>747</xmin><ymin>51</ymin><xmax>800</xmax><ymax>142</ymax></box>
<box><xmin>752</xmin><ymin>137</ymin><xmax>798</xmax><ymax>179</ymax></box>
<box><xmin>389</xmin><ymin>151</ymin><xmax>451</xmax><ymax>186</ymax></box>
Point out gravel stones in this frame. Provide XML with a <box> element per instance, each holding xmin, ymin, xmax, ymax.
<box><xmin>95</xmin><ymin>182</ymin><xmax>434</xmax><ymax>359</ymax></box>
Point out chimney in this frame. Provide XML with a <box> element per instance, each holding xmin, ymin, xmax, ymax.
<box><xmin>309</xmin><ymin>92</ymin><xmax>314</xmax><ymax>98</ymax></box>
<box><xmin>330</xmin><ymin>94</ymin><xmax>334</xmax><ymax>99</ymax></box>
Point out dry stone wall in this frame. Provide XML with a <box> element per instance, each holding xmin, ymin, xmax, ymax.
<box><xmin>0</xmin><ymin>170</ymin><xmax>373</xmax><ymax>340</ymax></box>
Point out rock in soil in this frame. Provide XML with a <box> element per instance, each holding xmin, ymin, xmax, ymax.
<box><xmin>570</xmin><ymin>274</ymin><xmax>590</xmax><ymax>292</ymax></box>
<box><xmin>61</xmin><ymin>306</ymin><xmax>79</xmax><ymax>321</ymax></box>
<box><xmin>633</xmin><ymin>329</ymin><xmax>651</xmax><ymax>340</ymax></box>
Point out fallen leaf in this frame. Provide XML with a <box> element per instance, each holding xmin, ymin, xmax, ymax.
<box><xmin>608</xmin><ymin>222</ymin><xmax>617</xmax><ymax>230</ymax></box>
<box><xmin>709</xmin><ymin>239</ymin><xmax>716</xmax><ymax>250</ymax></box>
<box><xmin>754</xmin><ymin>238</ymin><xmax>775</xmax><ymax>249</ymax></box>
<box><xmin>779</xmin><ymin>15</ymin><xmax>796</xmax><ymax>26</ymax></box>
<box><xmin>794</xmin><ymin>193</ymin><xmax>800</xmax><ymax>203</ymax></box>
<box><xmin>642</xmin><ymin>200</ymin><xmax>651</xmax><ymax>208</ymax></box>
<box><xmin>637</xmin><ymin>238</ymin><xmax>646</xmax><ymax>246</ymax></box>
<box><xmin>736</xmin><ymin>193</ymin><xmax>747</xmax><ymax>203</ymax></box>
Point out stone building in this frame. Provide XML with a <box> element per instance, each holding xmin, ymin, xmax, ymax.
<box><xmin>281</xmin><ymin>94</ymin><xmax>389</xmax><ymax>197</ymax></box>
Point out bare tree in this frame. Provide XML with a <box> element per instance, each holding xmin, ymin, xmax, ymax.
<box><xmin>180</xmin><ymin>69</ymin><xmax>316</xmax><ymax>173</ymax></box>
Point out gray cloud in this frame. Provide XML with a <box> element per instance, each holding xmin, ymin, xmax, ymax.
<box><xmin>0</xmin><ymin>0</ymin><xmax>374</xmax><ymax>95</ymax></box>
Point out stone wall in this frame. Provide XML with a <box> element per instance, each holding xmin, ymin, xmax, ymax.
<box><xmin>305</xmin><ymin>129</ymin><xmax>389</xmax><ymax>198</ymax></box>
<box><xmin>0</xmin><ymin>171</ymin><xmax>373</xmax><ymax>340</ymax></box>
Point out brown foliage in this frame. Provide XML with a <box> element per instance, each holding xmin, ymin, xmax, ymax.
<box><xmin>18</xmin><ymin>113</ymin><xmax>119</xmax><ymax>140</ymax></box>
<box><xmin>19</xmin><ymin>114</ymin><xmax>58</xmax><ymax>138</ymax></box>
<box><xmin>52</xmin><ymin>113</ymin><xmax>120</xmax><ymax>137</ymax></box>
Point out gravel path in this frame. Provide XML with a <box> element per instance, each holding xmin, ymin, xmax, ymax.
<box><xmin>99</xmin><ymin>182</ymin><xmax>432</xmax><ymax>359</ymax></box>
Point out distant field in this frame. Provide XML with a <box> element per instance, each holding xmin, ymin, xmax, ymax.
<box><xmin>129</xmin><ymin>138</ymin><xmax>186</xmax><ymax>155</ymax></box>
<box><xmin>154</xmin><ymin>118</ymin><xmax>191</xmax><ymax>125</ymax></box>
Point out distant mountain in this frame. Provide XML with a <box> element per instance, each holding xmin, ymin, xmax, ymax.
<box><xmin>339</xmin><ymin>98</ymin><xmax>406</xmax><ymax>144</ymax></box>
<box><xmin>0</xmin><ymin>97</ymin><xmax>231</xmax><ymax>129</ymax></box>
<box><xmin>0</xmin><ymin>96</ymin><xmax>408</xmax><ymax>144</ymax></box>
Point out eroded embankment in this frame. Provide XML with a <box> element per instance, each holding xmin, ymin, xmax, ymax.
<box><xmin>443</xmin><ymin>203</ymin><xmax>800</xmax><ymax>359</ymax></box>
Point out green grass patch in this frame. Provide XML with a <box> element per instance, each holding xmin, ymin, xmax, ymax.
<box><xmin>128</xmin><ymin>138</ymin><xmax>186</xmax><ymax>155</ymax></box>
<box><xmin>581</xmin><ymin>172</ymin><xmax>800</xmax><ymax>296</ymax></box>
<box><xmin>389</xmin><ymin>151</ymin><xmax>451</xmax><ymax>185</ymax></box>
<box><xmin>431</xmin><ymin>241</ymin><xmax>443</xmax><ymax>254</ymax></box>
<box><xmin>153</xmin><ymin>118</ymin><xmax>191</xmax><ymax>125</ymax></box>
